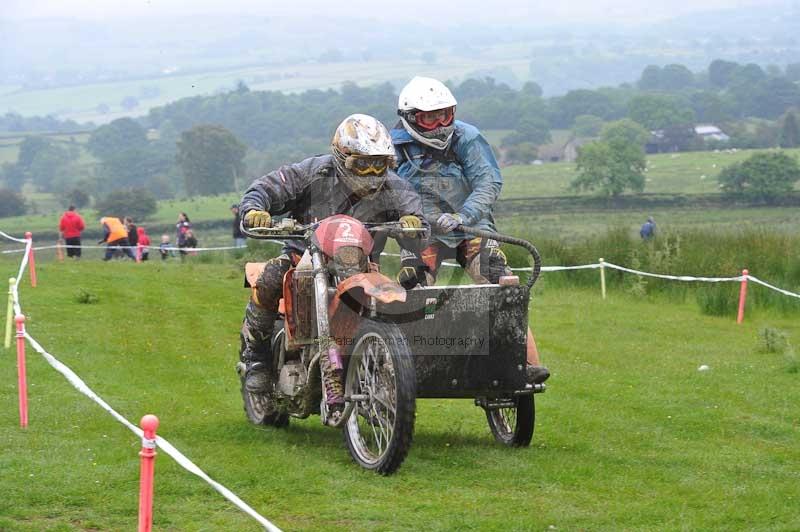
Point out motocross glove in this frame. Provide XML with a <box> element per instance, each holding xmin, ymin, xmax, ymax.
<box><xmin>244</xmin><ymin>210</ymin><xmax>272</xmax><ymax>228</ymax></box>
<box><xmin>436</xmin><ymin>213</ymin><xmax>462</xmax><ymax>233</ymax></box>
<box><xmin>399</xmin><ymin>215</ymin><xmax>425</xmax><ymax>237</ymax></box>
<box><xmin>397</xmin><ymin>266</ymin><xmax>420</xmax><ymax>289</ymax></box>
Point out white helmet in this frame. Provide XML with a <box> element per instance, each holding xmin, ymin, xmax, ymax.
<box><xmin>397</xmin><ymin>76</ymin><xmax>457</xmax><ymax>150</ymax></box>
<box><xmin>398</xmin><ymin>76</ymin><xmax>457</xmax><ymax>112</ymax></box>
<box><xmin>331</xmin><ymin>114</ymin><xmax>395</xmax><ymax>196</ymax></box>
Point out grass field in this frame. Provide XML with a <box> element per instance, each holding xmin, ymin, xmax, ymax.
<box><xmin>502</xmin><ymin>148</ymin><xmax>800</xmax><ymax>198</ymax></box>
<box><xmin>1</xmin><ymin>255</ymin><xmax>799</xmax><ymax>530</ymax></box>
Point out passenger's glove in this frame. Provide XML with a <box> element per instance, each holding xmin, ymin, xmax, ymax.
<box><xmin>396</xmin><ymin>266</ymin><xmax>419</xmax><ymax>289</ymax></box>
<box><xmin>244</xmin><ymin>210</ymin><xmax>271</xmax><ymax>228</ymax></box>
<box><xmin>399</xmin><ymin>215</ymin><xmax>425</xmax><ymax>237</ymax></box>
<box><xmin>436</xmin><ymin>213</ymin><xmax>462</xmax><ymax>233</ymax></box>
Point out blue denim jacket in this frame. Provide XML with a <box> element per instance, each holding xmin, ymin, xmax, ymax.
<box><xmin>391</xmin><ymin>120</ymin><xmax>502</xmax><ymax>247</ymax></box>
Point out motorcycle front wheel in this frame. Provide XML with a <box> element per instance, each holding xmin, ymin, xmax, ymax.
<box><xmin>342</xmin><ymin>320</ymin><xmax>416</xmax><ymax>475</ymax></box>
<box><xmin>485</xmin><ymin>395</ymin><xmax>534</xmax><ymax>447</ymax></box>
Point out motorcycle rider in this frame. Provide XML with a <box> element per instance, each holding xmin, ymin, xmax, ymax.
<box><xmin>238</xmin><ymin>113</ymin><xmax>427</xmax><ymax>421</ymax></box>
<box><xmin>390</xmin><ymin>76</ymin><xmax>550</xmax><ymax>384</ymax></box>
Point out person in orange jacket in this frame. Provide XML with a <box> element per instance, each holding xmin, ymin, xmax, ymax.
<box><xmin>99</xmin><ymin>216</ymin><xmax>135</xmax><ymax>261</ymax></box>
<box><xmin>58</xmin><ymin>205</ymin><xmax>85</xmax><ymax>259</ymax></box>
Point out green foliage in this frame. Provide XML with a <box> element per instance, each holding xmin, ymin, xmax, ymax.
<box><xmin>779</xmin><ymin>112</ymin><xmax>799</xmax><ymax>148</ymax></box>
<box><xmin>571</xmin><ymin>114</ymin><xmax>604</xmax><ymax>137</ymax></box>
<box><xmin>628</xmin><ymin>94</ymin><xmax>696</xmax><ymax>130</ymax></box>
<box><xmin>64</xmin><ymin>187</ymin><xmax>90</xmax><ymax>209</ymax></box>
<box><xmin>600</xmin><ymin>118</ymin><xmax>650</xmax><ymax>147</ymax></box>
<box><xmin>571</xmin><ymin>139</ymin><xmax>646</xmax><ymax>196</ymax></box>
<box><xmin>87</xmin><ymin>118</ymin><xmax>147</xmax><ymax>159</ymax></box>
<box><xmin>0</xmin><ymin>187</ymin><xmax>26</xmax><ymax>217</ymax></box>
<box><xmin>757</xmin><ymin>327</ymin><xmax>790</xmax><ymax>354</ymax></box>
<box><xmin>74</xmin><ymin>288</ymin><xmax>99</xmax><ymax>304</ymax></box>
<box><xmin>695</xmin><ymin>285</ymin><xmax>738</xmax><ymax>316</ymax></box>
<box><xmin>638</xmin><ymin>64</ymin><xmax>695</xmax><ymax>92</ymax></box>
<box><xmin>94</xmin><ymin>187</ymin><xmax>157</xmax><ymax>220</ymax></box>
<box><xmin>177</xmin><ymin>124</ymin><xmax>247</xmax><ymax>196</ymax></box>
<box><xmin>718</xmin><ymin>152</ymin><xmax>800</xmax><ymax>201</ymax></box>
<box><xmin>502</xmin><ymin>142</ymin><xmax>538</xmax><ymax>165</ymax></box>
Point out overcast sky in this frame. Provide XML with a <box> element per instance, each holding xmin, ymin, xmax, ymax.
<box><xmin>0</xmin><ymin>0</ymin><xmax>782</xmax><ymax>24</ymax></box>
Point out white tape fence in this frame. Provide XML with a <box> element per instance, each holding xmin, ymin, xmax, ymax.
<box><xmin>2</xmin><ymin>230</ymin><xmax>282</xmax><ymax>532</ymax></box>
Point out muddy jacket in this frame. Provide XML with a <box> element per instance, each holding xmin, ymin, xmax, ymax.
<box><xmin>239</xmin><ymin>154</ymin><xmax>427</xmax><ymax>255</ymax></box>
<box><xmin>391</xmin><ymin>120</ymin><xmax>502</xmax><ymax>247</ymax></box>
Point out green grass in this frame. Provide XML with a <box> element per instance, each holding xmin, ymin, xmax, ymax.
<box><xmin>1</xmin><ymin>256</ymin><xmax>799</xmax><ymax>530</ymax></box>
<box><xmin>502</xmin><ymin>148</ymin><xmax>800</xmax><ymax>198</ymax></box>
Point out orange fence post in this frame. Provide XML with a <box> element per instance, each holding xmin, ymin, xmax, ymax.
<box><xmin>56</xmin><ymin>238</ymin><xmax>65</xmax><ymax>262</ymax></box>
<box><xmin>737</xmin><ymin>269</ymin><xmax>749</xmax><ymax>324</ymax></box>
<box><xmin>24</xmin><ymin>232</ymin><xmax>37</xmax><ymax>288</ymax></box>
<box><xmin>138</xmin><ymin>414</ymin><xmax>159</xmax><ymax>532</ymax></box>
<box><xmin>15</xmin><ymin>314</ymin><xmax>28</xmax><ymax>428</ymax></box>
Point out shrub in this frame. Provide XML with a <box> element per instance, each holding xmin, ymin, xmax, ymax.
<box><xmin>94</xmin><ymin>188</ymin><xmax>157</xmax><ymax>220</ymax></box>
<box><xmin>0</xmin><ymin>187</ymin><xmax>26</xmax><ymax>217</ymax></box>
<box><xmin>757</xmin><ymin>327</ymin><xmax>790</xmax><ymax>354</ymax></box>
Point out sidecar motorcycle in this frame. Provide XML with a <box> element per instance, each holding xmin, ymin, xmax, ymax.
<box><xmin>238</xmin><ymin>215</ymin><xmax>544</xmax><ymax>475</ymax></box>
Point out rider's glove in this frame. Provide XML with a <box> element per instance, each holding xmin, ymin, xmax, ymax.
<box><xmin>399</xmin><ymin>215</ymin><xmax>425</xmax><ymax>238</ymax></box>
<box><xmin>436</xmin><ymin>213</ymin><xmax>462</xmax><ymax>233</ymax></box>
<box><xmin>397</xmin><ymin>266</ymin><xmax>420</xmax><ymax>289</ymax></box>
<box><xmin>244</xmin><ymin>210</ymin><xmax>272</xmax><ymax>228</ymax></box>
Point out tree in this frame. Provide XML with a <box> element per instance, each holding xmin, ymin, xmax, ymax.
<box><xmin>177</xmin><ymin>124</ymin><xmax>247</xmax><ymax>196</ymax></box>
<box><xmin>638</xmin><ymin>65</ymin><xmax>662</xmax><ymax>91</ymax></box>
<box><xmin>787</xmin><ymin>63</ymin><xmax>800</xmax><ymax>82</ymax></box>
<box><xmin>779</xmin><ymin>112</ymin><xmax>800</xmax><ymax>148</ymax></box>
<box><xmin>95</xmin><ymin>188</ymin><xmax>157</xmax><ymax>220</ymax></box>
<box><xmin>628</xmin><ymin>94</ymin><xmax>695</xmax><ymax>130</ymax></box>
<box><xmin>87</xmin><ymin>118</ymin><xmax>147</xmax><ymax>159</ymax></box>
<box><xmin>18</xmin><ymin>136</ymin><xmax>51</xmax><ymax>170</ymax></box>
<box><xmin>570</xmin><ymin>139</ymin><xmax>646</xmax><ymax>197</ymax></box>
<box><xmin>708</xmin><ymin>59</ymin><xmax>739</xmax><ymax>88</ymax></box>
<box><xmin>65</xmin><ymin>187</ymin><xmax>91</xmax><ymax>209</ymax></box>
<box><xmin>572</xmin><ymin>115</ymin><xmax>604</xmax><ymax>137</ymax></box>
<box><xmin>25</xmin><ymin>142</ymin><xmax>78</xmax><ymax>190</ymax></box>
<box><xmin>659</xmin><ymin>64</ymin><xmax>695</xmax><ymax>91</ymax></box>
<box><xmin>718</xmin><ymin>152</ymin><xmax>800</xmax><ymax>202</ymax></box>
<box><xmin>0</xmin><ymin>188</ymin><xmax>26</xmax><ymax>217</ymax></box>
<box><xmin>120</xmin><ymin>96</ymin><xmax>140</xmax><ymax>111</ymax></box>
<box><xmin>600</xmin><ymin>119</ymin><xmax>650</xmax><ymax>148</ymax></box>
<box><xmin>503</xmin><ymin>142</ymin><xmax>538</xmax><ymax>165</ymax></box>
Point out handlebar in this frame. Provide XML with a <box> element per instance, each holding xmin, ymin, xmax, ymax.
<box><xmin>456</xmin><ymin>225</ymin><xmax>542</xmax><ymax>289</ymax></box>
<box><xmin>240</xmin><ymin>219</ymin><xmax>427</xmax><ymax>240</ymax></box>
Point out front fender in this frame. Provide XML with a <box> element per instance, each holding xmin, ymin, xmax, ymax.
<box><xmin>329</xmin><ymin>273</ymin><xmax>406</xmax><ymax>349</ymax></box>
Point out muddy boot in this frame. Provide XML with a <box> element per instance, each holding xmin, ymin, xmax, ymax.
<box><xmin>525</xmin><ymin>364</ymin><xmax>550</xmax><ymax>384</ymax></box>
<box><xmin>240</xmin><ymin>301</ymin><xmax>277</xmax><ymax>393</ymax></box>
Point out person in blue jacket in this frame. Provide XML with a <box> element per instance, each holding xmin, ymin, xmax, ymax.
<box><xmin>390</xmin><ymin>76</ymin><xmax>549</xmax><ymax>384</ymax></box>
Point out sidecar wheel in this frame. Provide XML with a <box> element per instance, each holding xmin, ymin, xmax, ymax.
<box><xmin>343</xmin><ymin>321</ymin><xmax>416</xmax><ymax>475</ymax></box>
<box><xmin>485</xmin><ymin>395</ymin><xmax>534</xmax><ymax>447</ymax></box>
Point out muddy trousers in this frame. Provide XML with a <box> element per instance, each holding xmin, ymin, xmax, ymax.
<box><xmin>240</xmin><ymin>256</ymin><xmax>291</xmax><ymax>367</ymax></box>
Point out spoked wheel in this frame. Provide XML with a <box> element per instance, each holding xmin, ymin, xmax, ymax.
<box><xmin>486</xmin><ymin>395</ymin><xmax>535</xmax><ymax>447</ymax></box>
<box><xmin>343</xmin><ymin>321</ymin><xmax>416</xmax><ymax>475</ymax></box>
<box><xmin>239</xmin><ymin>323</ymin><xmax>289</xmax><ymax>427</ymax></box>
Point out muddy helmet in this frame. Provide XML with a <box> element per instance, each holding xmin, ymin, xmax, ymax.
<box><xmin>331</xmin><ymin>114</ymin><xmax>396</xmax><ymax>196</ymax></box>
<box><xmin>397</xmin><ymin>76</ymin><xmax>458</xmax><ymax>150</ymax></box>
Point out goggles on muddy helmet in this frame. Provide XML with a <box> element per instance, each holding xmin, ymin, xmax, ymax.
<box><xmin>344</xmin><ymin>155</ymin><xmax>391</xmax><ymax>176</ymax></box>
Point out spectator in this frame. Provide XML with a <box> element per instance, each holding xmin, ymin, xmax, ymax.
<box><xmin>125</xmin><ymin>217</ymin><xmax>139</xmax><ymax>259</ymax></box>
<box><xmin>640</xmin><ymin>216</ymin><xmax>657</xmax><ymax>240</ymax></box>
<box><xmin>181</xmin><ymin>229</ymin><xmax>198</xmax><ymax>259</ymax></box>
<box><xmin>99</xmin><ymin>216</ymin><xmax>135</xmax><ymax>261</ymax></box>
<box><xmin>159</xmin><ymin>234</ymin><xmax>173</xmax><ymax>260</ymax></box>
<box><xmin>231</xmin><ymin>203</ymin><xmax>246</xmax><ymax>248</ymax></box>
<box><xmin>137</xmin><ymin>226</ymin><xmax>151</xmax><ymax>261</ymax></box>
<box><xmin>58</xmin><ymin>205</ymin><xmax>85</xmax><ymax>259</ymax></box>
<box><xmin>176</xmin><ymin>212</ymin><xmax>192</xmax><ymax>256</ymax></box>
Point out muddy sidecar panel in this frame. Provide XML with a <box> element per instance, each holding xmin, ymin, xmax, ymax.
<box><xmin>376</xmin><ymin>284</ymin><xmax>530</xmax><ymax>398</ymax></box>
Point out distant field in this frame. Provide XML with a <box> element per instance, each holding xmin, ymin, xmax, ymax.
<box><xmin>502</xmin><ymin>148</ymin><xmax>800</xmax><ymax>198</ymax></box>
<box><xmin>0</xmin><ymin>53</ymin><xmax>533</xmax><ymax>124</ymax></box>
